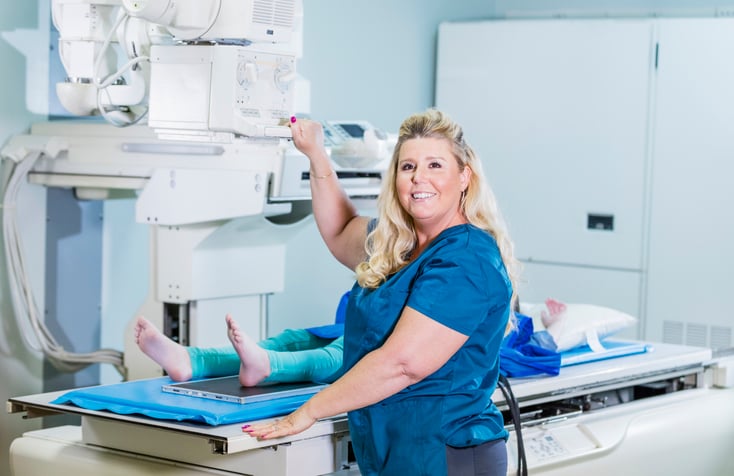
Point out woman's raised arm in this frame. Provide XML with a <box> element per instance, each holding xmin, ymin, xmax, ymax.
<box><xmin>290</xmin><ymin>118</ymin><xmax>370</xmax><ymax>270</ymax></box>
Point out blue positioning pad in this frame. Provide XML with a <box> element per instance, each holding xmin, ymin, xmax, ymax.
<box><xmin>51</xmin><ymin>377</ymin><xmax>320</xmax><ymax>426</ymax></box>
<box><xmin>561</xmin><ymin>340</ymin><xmax>652</xmax><ymax>367</ymax></box>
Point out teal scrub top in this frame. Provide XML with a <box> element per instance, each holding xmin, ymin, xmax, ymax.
<box><xmin>343</xmin><ymin>224</ymin><xmax>512</xmax><ymax>476</ymax></box>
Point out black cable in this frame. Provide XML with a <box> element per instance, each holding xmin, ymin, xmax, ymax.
<box><xmin>498</xmin><ymin>374</ymin><xmax>527</xmax><ymax>476</ymax></box>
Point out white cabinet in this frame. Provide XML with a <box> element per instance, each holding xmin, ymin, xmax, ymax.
<box><xmin>436</xmin><ymin>18</ymin><xmax>734</xmax><ymax>348</ymax></box>
<box><xmin>645</xmin><ymin>19</ymin><xmax>734</xmax><ymax>347</ymax></box>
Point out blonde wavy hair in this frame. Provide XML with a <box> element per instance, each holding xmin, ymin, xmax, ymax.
<box><xmin>355</xmin><ymin>109</ymin><xmax>520</xmax><ymax>311</ymax></box>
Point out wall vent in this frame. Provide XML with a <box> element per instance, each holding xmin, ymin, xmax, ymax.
<box><xmin>710</xmin><ymin>326</ymin><xmax>732</xmax><ymax>350</ymax></box>
<box><xmin>662</xmin><ymin>320</ymin><xmax>684</xmax><ymax>345</ymax></box>
<box><xmin>686</xmin><ymin>323</ymin><xmax>707</xmax><ymax>348</ymax></box>
<box><xmin>662</xmin><ymin>321</ymin><xmax>733</xmax><ymax>349</ymax></box>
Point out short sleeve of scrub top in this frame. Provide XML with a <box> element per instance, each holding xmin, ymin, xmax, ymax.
<box><xmin>405</xmin><ymin>229</ymin><xmax>510</xmax><ymax>337</ymax></box>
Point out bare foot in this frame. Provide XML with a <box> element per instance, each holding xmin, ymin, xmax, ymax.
<box><xmin>134</xmin><ymin>316</ymin><xmax>192</xmax><ymax>381</ymax></box>
<box><xmin>226</xmin><ymin>314</ymin><xmax>271</xmax><ymax>386</ymax></box>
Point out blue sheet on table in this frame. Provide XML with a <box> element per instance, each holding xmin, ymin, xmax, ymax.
<box><xmin>51</xmin><ymin>377</ymin><xmax>320</xmax><ymax>426</ymax></box>
<box><xmin>560</xmin><ymin>340</ymin><xmax>652</xmax><ymax>367</ymax></box>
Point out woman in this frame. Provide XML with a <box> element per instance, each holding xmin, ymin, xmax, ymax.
<box><xmin>245</xmin><ymin>109</ymin><xmax>519</xmax><ymax>476</ymax></box>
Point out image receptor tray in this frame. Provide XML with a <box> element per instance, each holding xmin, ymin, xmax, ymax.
<box><xmin>162</xmin><ymin>376</ymin><xmax>326</xmax><ymax>404</ymax></box>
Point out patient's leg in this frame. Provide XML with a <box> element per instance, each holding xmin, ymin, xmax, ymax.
<box><xmin>259</xmin><ymin>328</ymin><xmax>333</xmax><ymax>352</ymax></box>
<box><xmin>134</xmin><ymin>316</ymin><xmax>192</xmax><ymax>382</ymax></box>
<box><xmin>226</xmin><ymin>314</ymin><xmax>272</xmax><ymax>387</ymax></box>
<box><xmin>264</xmin><ymin>336</ymin><xmax>344</xmax><ymax>385</ymax></box>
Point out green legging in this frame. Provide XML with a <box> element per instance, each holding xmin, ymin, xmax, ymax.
<box><xmin>186</xmin><ymin>329</ymin><xmax>344</xmax><ymax>384</ymax></box>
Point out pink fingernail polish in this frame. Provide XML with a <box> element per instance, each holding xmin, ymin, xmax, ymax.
<box><xmin>290</xmin><ymin>116</ymin><xmax>297</xmax><ymax>123</ymax></box>
<box><xmin>242</xmin><ymin>424</ymin><xmax>250</xmax><ymax>430</ymax></box>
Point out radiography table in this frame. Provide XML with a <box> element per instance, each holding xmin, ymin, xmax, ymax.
<box><xmin>7</xmin><ymin>342</ymin><xmax>734</xmax><ymax>475</ymax></box>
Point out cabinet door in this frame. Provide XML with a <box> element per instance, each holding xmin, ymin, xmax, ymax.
<box><xmin>436</xmin><ymin>19</ymin><xmax>654</xmax><ymax>270</ymax></box>
<box><xmin>645</xmin><ymin>19</ymin><xmax>734</xmax><ymax>348</ymax></box>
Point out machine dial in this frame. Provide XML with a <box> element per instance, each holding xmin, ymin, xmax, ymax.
<box><xmin>237</xmin><ymin>61</ymin><xmax>259</xmax><ymax>87</ymax></box>
<box><xmin>273</xmin><ymin>61</ymin><xmax>295</xmax><ymax>93</ymax></box>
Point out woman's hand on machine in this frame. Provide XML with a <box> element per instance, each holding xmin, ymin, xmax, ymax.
<box><xmin>242</xmin><ymin>405</ymin><xmax>317</xmax><ymax>440</ymax></box>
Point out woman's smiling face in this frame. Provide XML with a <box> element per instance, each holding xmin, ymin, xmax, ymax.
<box><xmin>395</xmin><ymin>137</ymin><xmax>471</xmax><ymax>234</ymax></box>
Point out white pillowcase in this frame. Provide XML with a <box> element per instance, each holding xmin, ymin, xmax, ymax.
<box><xmin>521</xmin><ymin>299</ymin><xmax>638</xmax><ymax>352</ymax></box>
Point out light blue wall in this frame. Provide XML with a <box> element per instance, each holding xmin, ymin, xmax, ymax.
<box><xmin>0</xmin><ymin>2</ymin><xmax>48</xmax><ymax>476</ymax></box>
<box><xmin>494</xmin><ymin>0</ymin><xmax>734</xmax><ymax>17</ymax></box>
<box><xmin>298</xmin><ymin>0</ymin><xmax>497</xmax><ymax>131</ymax></box>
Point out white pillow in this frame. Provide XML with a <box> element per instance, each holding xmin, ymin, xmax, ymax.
<box><xmin>522</xmin><ymin>299</ymin><xmax>637</xmax><ymax>352</ymax></box>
